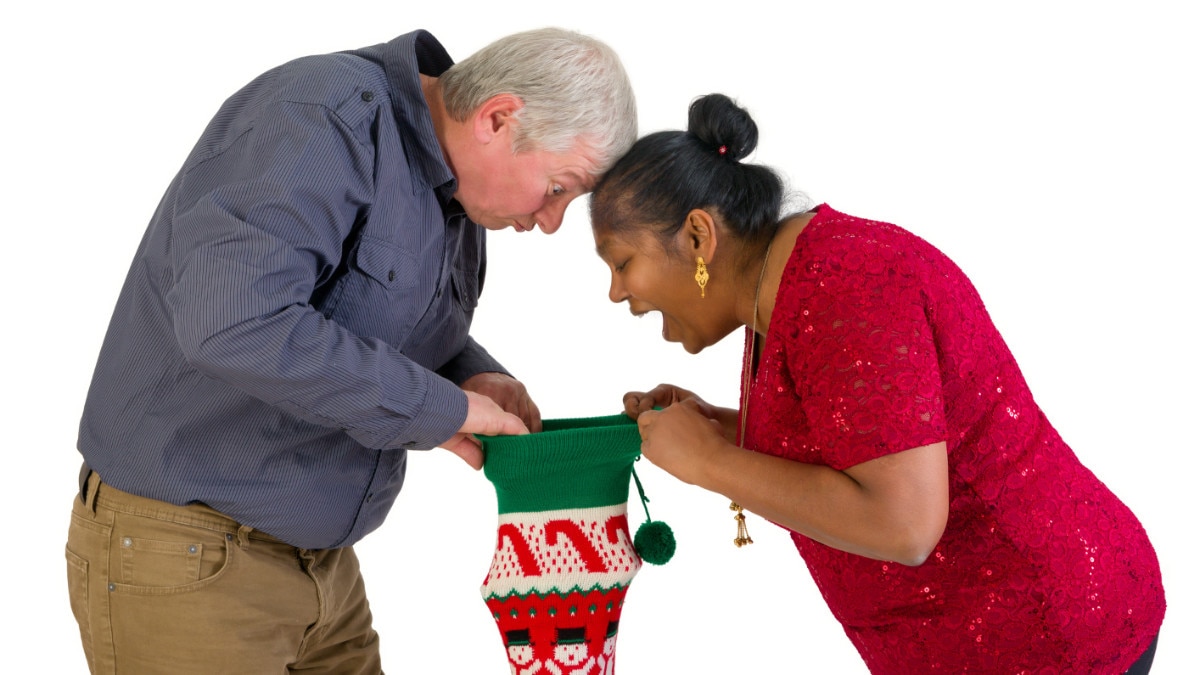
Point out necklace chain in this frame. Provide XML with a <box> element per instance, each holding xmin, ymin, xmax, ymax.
<box><xmin>731</xmin><ymin>237</ymin><xmax>775</xmax><ymax>548</ymax></box>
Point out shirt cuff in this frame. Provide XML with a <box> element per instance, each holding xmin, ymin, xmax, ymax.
<box><xmin>383</xmin><ymin>372</ymin><xmax>468</xmax><ymax>450</ymax></box>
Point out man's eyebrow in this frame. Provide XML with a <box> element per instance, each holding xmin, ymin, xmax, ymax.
<box><xmin>561</xmin><ymin>167</ymin><xmax>594</xmax><ymax>191</ymax></box>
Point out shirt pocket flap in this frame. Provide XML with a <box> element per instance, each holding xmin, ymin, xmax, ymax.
<box><xmin>356</xmin><ymin>236</ymin><xmax>418</xmax><ymax>290</ymax></box>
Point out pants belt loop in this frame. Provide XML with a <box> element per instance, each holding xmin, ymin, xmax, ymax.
<box><xmin>82</xmin><ymin>470</ymin><xmax>100</xmax><ymax>514</ymax></box>
<box><xmin>237</xmin><ymin>524</ymin><xmax>253</xmax><ymax>548</ymax></box>
<box><xmin>78</xmin><ymin>461</ymin><xmax>92</xmax><ymax>505</ymax></box>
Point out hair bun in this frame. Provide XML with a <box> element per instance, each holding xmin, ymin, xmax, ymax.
<box><xmin>687</xmin><ymin>93</ymin><xmax>759</xmax><ymax>162</ymax></box>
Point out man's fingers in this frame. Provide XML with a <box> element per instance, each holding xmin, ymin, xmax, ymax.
<box><xmin>524</xmin><ymin>397</ymin><xmax>543</xmax><ymax>433</ymax></box>
<box><xmin>442</xmin><ymin>434</ymin><xmax>484</xmax><ymax>470</ymax></box>
<box><xmin>499</xmin><ymin>411</ymin><xmax>529</xmax><ymax>436</ymax></box>
<box><xmin>470</xmin><ymin>413</ymin><xmax>526</xmax><ymax>438</ymax></box>
<box><xmin>462</xmin><ymin>391</ymin><xmax>529</xmax><ymax>437</ymax></box>
<box><xmin>479</xmin><ymin>410</ymin><xmax>528</xmax><ymax>438</ymax></box>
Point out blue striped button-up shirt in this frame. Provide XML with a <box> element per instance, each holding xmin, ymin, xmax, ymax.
<box><xmin>77</xmin><ymin>31</ymin><xmax>506</xmax><ymax>549</ymax></box>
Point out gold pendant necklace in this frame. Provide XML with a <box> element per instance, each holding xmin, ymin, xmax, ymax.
<box><xmin>731</xmin><ymin>237</ymin><xmax>776</xmax><ymax>548</ymax></box>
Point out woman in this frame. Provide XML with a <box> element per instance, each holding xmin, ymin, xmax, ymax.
<box><xmin>589</xmin><ymin>93</ymin><xmax>1164</xmax><ymax>674</ymax></box>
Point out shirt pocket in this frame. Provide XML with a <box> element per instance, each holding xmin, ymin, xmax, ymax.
<box><xmin>318</xmin><ymin>235</ymin><xmax>425</xmax><ymax>345</ymax></box>
<box><xmin>356</xmin><ymin>235</ymin><xmax>419</xmax><ymax>292</ymax></box>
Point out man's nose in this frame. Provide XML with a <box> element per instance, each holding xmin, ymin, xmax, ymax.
<box><xmin>534</xmin><ymin>200</ymin><xmax>570</xmax><ymax>234</ymax></box>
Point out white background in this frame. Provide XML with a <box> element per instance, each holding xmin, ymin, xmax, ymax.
<box><xmin>3</xmin><ymin>1</ymin><xmax>1196</xmax><ymax>672</ymax></box>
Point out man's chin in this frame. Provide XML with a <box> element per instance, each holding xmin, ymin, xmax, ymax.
<box><xmin>478</xmin><ymin>219</ymin><xmax>529</xmax><ymax>233</ymax></box>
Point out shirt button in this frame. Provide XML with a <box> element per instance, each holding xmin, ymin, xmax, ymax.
<box><xmin>122</xmin><ymin>537</ymin><xmax>132</xmax><ymax>548</ymax></box>
<box><xmin>361</xmin><ymin>91</ymin><xmax>375</xmax><ymax>102</ymax></box>
<box><xmin>188</xmin><ymin>545</ymin><xmax>198</xmax><ymax>554</ymax></box>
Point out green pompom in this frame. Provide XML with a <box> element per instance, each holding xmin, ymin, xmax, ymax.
<box><xmin>634</xmin><ymin>520</ymin><xmax>676</xmax><ymax>565</ymax></box>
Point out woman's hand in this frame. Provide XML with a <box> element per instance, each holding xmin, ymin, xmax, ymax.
<box><xmin>624</xmin><ymin>384</ymin><xmax>738</xmax><ymax>442</ymax></box>
<box><xmin>634</xmin><ymin>390</ymin><xmax>949</xmax><ymax>566</ymax></box>
<box><xmin>635</xmin><ymin>398</ymin><xmax>730</xmax><ymax>486</ymax></box>
<box><xmin>626</xmin><ymin>387</ymin><xmax>948</xmax><ymax>566</ymax></box>
<box><xmin>623</xmin><ymin>383</ymin><xmax>698</xmax><ymax>416</ymax></box>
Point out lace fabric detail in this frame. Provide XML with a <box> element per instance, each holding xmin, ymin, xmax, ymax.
<box><xmin>742</xmin><ymin>205</ymin><xmax>1165</xmax><ymax>673</ymax></box>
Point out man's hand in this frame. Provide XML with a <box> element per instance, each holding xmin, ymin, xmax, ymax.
<box><xmin>441</xmin><ymin>389</ymin><xmax>529</xmax><ymax>470</ymax></box>
<box><xmin>461</xmin><ymin>372</ymin><xmax>543</xmax><ymax>432</ymax></box>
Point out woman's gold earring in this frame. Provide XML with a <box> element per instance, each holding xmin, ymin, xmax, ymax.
<box><xmin>695</xmin><ymin>257</ymin><xmax>709</xmax><ymax>298</ymax></box>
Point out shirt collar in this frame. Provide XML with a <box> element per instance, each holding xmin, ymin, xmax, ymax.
<box><xmin>348</xmin><ymin>30</ymin><xmax>457</xmax><ymax>201</ymax></box>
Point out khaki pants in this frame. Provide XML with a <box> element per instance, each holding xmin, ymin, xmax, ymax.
<box><xmin>65</xmin><ymin>471</ymin><xmax>382</xmax><ymax>674</ymax></box>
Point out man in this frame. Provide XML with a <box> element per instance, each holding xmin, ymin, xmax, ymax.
<box><xmin>65</xmin><ymin>28</ymin><xmax>636</xmax><ymax>673</ymax></box>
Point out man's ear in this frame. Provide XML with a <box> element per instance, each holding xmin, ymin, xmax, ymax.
<box><xmin>471</xmin><ymin>93</ymin><xmax>525</xmax><ymax>145</ymax></box>
<box><xmin>679</xmin><ymin>208</ymin><xmax>720</xmax><ymax>262</ymax></box>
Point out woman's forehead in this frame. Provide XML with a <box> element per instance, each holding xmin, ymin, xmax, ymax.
<box><xmin>594</xmin><ymin>227</ymin><xmax>666</xmax><ymax>257</ymax></box>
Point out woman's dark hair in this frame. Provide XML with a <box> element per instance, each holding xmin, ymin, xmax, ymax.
<box><xmin>590</xmin><ymin>93</ymin><xmax>784</xmax><ymax>250</ymax></box>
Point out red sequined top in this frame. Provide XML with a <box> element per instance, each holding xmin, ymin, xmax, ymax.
<box><xmin>742</xmin><ymin>205</ymin><xmax>1165</xmax><ymax>674</ymax></box>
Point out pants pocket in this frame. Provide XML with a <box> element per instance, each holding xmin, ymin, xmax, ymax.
<box><xmin>64</xmin><ymin>545</ymin><xmax>93</xmax><ymax>672</ymax></box>
<box><xmin>67</xmin><ymin>501</ymin><xmax>114</xmax><ymax>673</ymax></box>
<box><xmin>110</xmin><ymin>513</ymin><xmax>234</xmax><ymax>595</ymax></box>
<box><xmin>119</xmin><ymin>536</ymin><xmax>204</xmax><ymax>587</ymax></box>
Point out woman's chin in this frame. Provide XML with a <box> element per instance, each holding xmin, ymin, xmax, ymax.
<box><xmin>662</xmin><ymin>322</ymin><xmax>706</xmax><ymax>354</ymax></box>
<box><xmin>676</xmin><ymin>333</ymin><xmax>707</xmax><ymax>354</ymax></box>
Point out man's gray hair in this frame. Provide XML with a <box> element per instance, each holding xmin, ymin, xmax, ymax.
<box><xmin>440</xmin><ymin>27</ymin><xmax>637</xmax><ymax>175</ymax></box>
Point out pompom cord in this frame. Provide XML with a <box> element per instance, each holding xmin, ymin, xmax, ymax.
<box><xmin>631</xmin><ymin>462</ymin><xmax>676</xmax><ymax>565</ymax></box>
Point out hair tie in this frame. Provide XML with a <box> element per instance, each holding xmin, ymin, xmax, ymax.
<box><xmin>718</xmin><ymin>145</ymin><xmax>728</xmax><ymax>156</ymax></box>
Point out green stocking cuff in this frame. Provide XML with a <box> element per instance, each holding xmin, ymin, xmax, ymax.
<box><xmin>481</xmin><ymin>414</ymin><xmax>640</xmax><ymax>514</ymax></box>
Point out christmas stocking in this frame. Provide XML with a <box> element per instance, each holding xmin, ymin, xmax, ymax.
<box><xmin>480</xmin><ymin>414</ymin><xmax>673</xmax><ymax>675</ymax></box>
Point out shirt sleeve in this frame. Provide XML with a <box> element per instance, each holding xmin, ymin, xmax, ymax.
<box><xmin>782</xmin><ymin>237</ymin><xmax>946</xmax><ymax>470</ymax></box>
<box><xmin>167</xmin><ymin>96</ymin><xmax>466</xmax><ymax>451</ymax></box>
<box><xmin>436</xmin><ymin>336</ymin><xmax>512</xmax><ymax>385</ymax></box>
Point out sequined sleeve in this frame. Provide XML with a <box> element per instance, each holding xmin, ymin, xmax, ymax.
<box><xmin>775</xmin><ymin>224</ymin><xmax>947</xmax><ymax>470</ymax></box>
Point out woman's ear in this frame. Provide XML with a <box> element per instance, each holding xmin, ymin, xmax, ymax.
<box><xmin>679</xmin><ymin>208</ymin><xmax>719</xmax><ymax>263</ymax></box>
